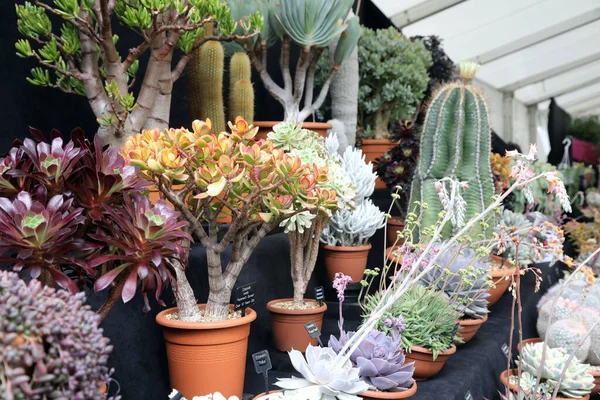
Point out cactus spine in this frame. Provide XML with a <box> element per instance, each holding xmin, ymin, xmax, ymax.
<box><xmin>229</xmin><ymin>52</ymin><xmax>254</xmax><ymax>123</ymax></box>
<box><xmin>187</xmin><ymin>40</ymin><xmax>226</xmax><ymax>133</ymax></box>
<box><xmin>408</xmin><ymin>63</ymin><xmax>494</xmax><ymax>240</ymax></box>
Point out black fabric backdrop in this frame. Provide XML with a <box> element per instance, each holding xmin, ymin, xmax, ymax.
<box><xmin>546</xmin><ymin>99</ymin><xmax>572</xmax><ymax>166</ymax></box>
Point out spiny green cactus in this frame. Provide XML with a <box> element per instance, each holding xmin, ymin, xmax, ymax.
<box><xmin>229</xmin><ymin>53</ymin><xmax>254</xmax><ymax>122</ymax></box>
<box><xmin>545</xmin><ymin>318</ymin><xmax>591</xmax><ymax>361</ymax></box>
<box><xmin>408</xmin><ymin>63</ymin><xmax>494</xmax><ymax>241</ymax></box>
<box><xmin>188</xmin><ymin>40</ymin><xmax>226</xmax><ymax>133</ymax></box>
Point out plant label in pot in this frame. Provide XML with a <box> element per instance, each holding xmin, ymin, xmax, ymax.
<box><xmin>252</xmin><ymin>350</ymin><xmax>272</xmax><ymax>395</ymax></box>
<box><xmin>234</xmin><ymin>282</ymin><xmax>257</xmax><ymax>316</ymax></box>
<box><xmin>315</xmin><ymin>286</ymin><xmax>325</xmax><ymax>306</ymax></box>
<box><xmin>304</xmin><ymin>322</ymin><xmax>324</xmax><ymax>347</ymax></box>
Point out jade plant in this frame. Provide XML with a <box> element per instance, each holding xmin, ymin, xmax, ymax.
<box><xmin>408</xmin><ymin>62</ymin><xmax>495</xmax><ymax>241</ymax></box>
<box><xmin>357</xmin><ymin>28</ymin><xmax>431</xmax><ymax>139</ymax></box>
<box><xmin>123</xmin><ymin>118</ymin><xmax>340</xmax><ymax>320</ymax></box>
<box><xmin>267</xmin><ymin>121</ymin><xmax>355</xmax><ymax>305</ymax></box>
<box><xmin>228</xmin><ymin>0</ymin><xmax>361</xmax><ymax>122</ymax></box>
<box><xmin>0</xmin><ymin>271</ymin><xmax>116</xmax><ymax>399</ymax></box>
<box><xmin>321</xmin><ymin>144</ymin><xmax>386</xmax><ymax>247</ymax></box>
<box><xmin>0</xmin><ymin>131</ymin><xmax>187</xmax><ymax>318</ymax></box>
<box><xmin>15</xmin><ymin>0</ymin><xmax>261</xmax><ymax>148</ymax></box>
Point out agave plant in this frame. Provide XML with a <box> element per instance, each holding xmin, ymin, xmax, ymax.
<box><xmin>275</xmin><ymin>345</ymin><xmax>369</xmax><ymax>399</ymax></box>
<box><xmin>329</xmin><ymin>330</ymin><xmax>415</xmax><ymax>392</ymax></box>
<box><xmin>420</xmin><ymin>242</ymin><xmax>491</xmax><ymax>320</ymax></box>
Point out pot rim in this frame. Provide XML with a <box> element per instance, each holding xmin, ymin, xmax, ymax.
<box><xmin>321</xmin><ymin>243</ymin><xmax>372</xmax><ymax>252</ymax></box>
<box><xmin>267</xmin><ymin>298</ymin><xmax>327</xmax><ymax>315</ymax></box>
<box><xmin>489</xmin><ymin>266</ymin><xmax>517</xmax><ymax>278</ymax></box>
<box><xmin>458</xmin><ymin>314</ymin><xmax>489</xmax><ymax>326</ymax></box>
<box><xmin>410</xmin><ymin>345</ymin><xmax>456</xmax><ymax>356</ymax></box>
<box><xmin>360</xmin><ymin>138</ymin><xmax>394</xmax><ymax>144</ymax></box>
<box><xmin>387</xmin><ymin>217</ymin><xmax>405</xmax><ymax>226</ymax></box>
<box><xmin>499</xmin><ymin>369</ymin><xmax>591</xmax><ymax>400</ymax></box>
<box><xmin>253</xmin><ymin>121</ymin><xmax>332</xmax><ymax>129</ymax></box>
<box><xmin>155</xmin><ymin>304</ymin><xmax>256</xmax><ymax>330</ymax></box>
<box><xmin>361</xmin><ymin>382</ymin><xmax>418</xmax><ymax>399</ymax></box>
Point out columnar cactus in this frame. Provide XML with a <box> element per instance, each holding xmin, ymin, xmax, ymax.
<box><xmin>189</xmin><ymin>41</ymin><xmax>226</xmax><ymax>133</ymax></box>
<box><xmin>408</xmin><ymin>63</ymin><xmax>494</xmax><ymax>240</ymax></box>
<box><xmin>229</xmin><ymin>53</ymin><xmax>254</xmax><ymax>123</ymax></box>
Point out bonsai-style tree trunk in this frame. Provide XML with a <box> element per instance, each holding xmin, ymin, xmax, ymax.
<box><xmin>123</xmin><ymin>119</ymin><xmax>338</xmax><ymax>321</ymax></box>
<box><xmin>228</xmin><ymin>0</ymin><xmax>361</xmax><ymax>122</ymax></box>
<box><xmin>15</xmin><ymin>0</ymin><xmax>260</xmax><ymax>148</ymax></box>
<box><xmin>288</xmin><ymin>215</ymin><xmax>328</xmax><ymax>305</ymax></box>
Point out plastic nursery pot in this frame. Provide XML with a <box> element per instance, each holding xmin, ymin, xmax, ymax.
<box><xmin>456</xmin><ymin>314</ymin><xmax>488</xmax><ymax>344</ymax></box>
<box><xmin>253</xmin><ymin>390</ymin><xmax>281</xmax><ymax>399</ymax></box>
<box><xmin>148</xmin><ymin>184</ymin><xmax>185</xmax><ymax>206</ymax></box>
<box><xmin>517</xmin><ymin>337</ymin><xmax>542</xmax><ymax>353</ymax></box>
<box><xmin>404</xmin><ymin>345</ymin><xmax>456</xmax><ymax>381</ymax></box>
<box><xmin>253</xmin><ymin>121</ymin><xmax>331</xmax><ymax>141</ymax></box>
<box><xmin>359</xmin><ymin>139</ymin><xmax>394</xmax><ymax>189</ymax></box>
<box><xmin>386</xmin><ymin>217</ymin><xmax>405</xmax><ymax>247</ymax></box>
<box><xmin>360</xmin><ymin>382</ymin><xmax>418</xmax><ymax>399</ymax></box>
<box><xmin>487</xmin><ymin>255</ymin><xmax>517</xmax><ymax>307</ymax></box>
<box><xmin>267</xmin><ymin>298</ymin><xmax>327</xmax><ymax>352</ymax></box>
<box><xmin>386</xmin><ymin>246</ymin><xmax>403</xmax><ymax>266</ymax></box>
<box><xmin>322</xmin><ymin>243</ymin><xmax>372</xmax><ymax>282</ymax></box>
<box><xmin>590</xmin><ymin>369</ymin><xmax>600</xmax><ymax>395</ymax></box>
<box><xmin>155</xmin><ymin>305</ymin><xmax>256</xmax><ymax>399</ymax></box>
<box><xmin>499</xmin><ymin>369</ymin><xmax>591</xmax><ymax>400</ymax></box>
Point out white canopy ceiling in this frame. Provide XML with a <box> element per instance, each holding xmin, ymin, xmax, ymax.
<box><xmin>371</xmin><ymin>0</ymin><xmax>600</xmax><ymax>117</ymax></box>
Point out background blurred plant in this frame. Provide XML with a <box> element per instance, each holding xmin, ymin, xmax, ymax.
<box><xmin>357</xmin><ymin>28</ymin><xmax>431</xmax><ymax>139</ymax></box>
<box><xmin>228</xmin><ymin>0</ymin><xmax>361</xmax><ymax>122</ymax></box>
<box><xmin>123</xmin><ymin>118</ymin><xmax>340</xmax><ymax>320</ymax></box>
<box><xmin>491</xmin><ymin>153</ymin><xmax>512</xmax><ymax>193</ymax></box>
<box><xmin>568</xmin><ymin>116</ymin><xmax>600</xmax><ymax>152</ymax></box>
<box><xmin>0</xmin><ymin>271</ymin><xmax>116</xmax><ymax>399</ymax></box>
<box><xmin>14</xmin><ymin>0</ymin><xmax>260</xmax><ymax>148</ymax></box>
<box><xmin>0</xmin><ymin>131</ymin><xmax>186</xmax><ymax>318</ymax></box>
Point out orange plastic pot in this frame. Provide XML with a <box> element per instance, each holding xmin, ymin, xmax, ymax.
<box><xmin>386</xmin><ymin>217</ymin><xmax>405</xmax><ymax>247</ymax></box>
<box><xmin>517</xmin><ymin>337</ymin><xmax>542</xmax><ymax>353</ymax></box>
<box><xmin>360</xmin><ymin>383</ymin><xmax>418</xmax><ymax>399</ymax></box>
<box><xmin>360</xmin><ymin>139</ymin><xmax>394</xmax><ymax>189</ymax></box>
<box><xmin>253</xmin><ymin>121</ymin><xmax>331</xmax><ymax>141</ymax></box>
<box><xmin>456</xmin><ymin>314</ymin><xmax>488</xmax><ymax>344</ymax></box>
<box><xmin>267</xmin><ymin>298</ymin><xmax>327</xmax><ymax>352</ymax></box>
<box><xmin>487</xmin><ymin>256</ymin><xmax>516</xmax><ymax>307</ymax></box>
<box><xmin>404</xmin><ymin>345</ymin><xmax>456</xmax><ymax>380</ymax></box>
<box><xmin>386</xmin><ymin>246</ymin><xmax>403</xmax><ymax>266</ymax></box>
<box><xmin>591</xmin><ymin>369</ymin><xmax>600</xmax><ymax>394</ymax></box>
<box><xmin>253</xmin><ymin>390</ymin><xmax>281</xmax><ymax>399</ymax></box>
<box><xmin>499</xmin><ymin>369</ymin><xmax>590</xmax><ymax>400</ymax></box>
<box><xmin>322</xmin><ymin>243</ymin><xmax>371</xmax><ymax>282</ymax></box>
<box><xmin>156</xmin><ymin>305</ymin><xmax>256</xmax><ymax>399</ymax></box>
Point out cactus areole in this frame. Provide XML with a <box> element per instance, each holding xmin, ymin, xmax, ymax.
<box><xmin>409</xmin><ymin>63</ymin><xmax>495</xmax><ymax>241</ymax></box>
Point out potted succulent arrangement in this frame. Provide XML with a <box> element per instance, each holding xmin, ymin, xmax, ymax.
<box><xmin>375</xmin><ymin>121</ymin><xmax>421</xmax><ymax>246</ymax></box>
<box><xmin>122</xmin><ymin>118</ymin><xmax>340</xmax><ymax>397</ymax></box>
<box><xmin>265</xmin><ymin>121</ymin><xmax>355</xmax><ymax>352</ymax></box>
<box><xmin>229</xmin><ymin>0</ymin><xmax>361</xmax><ymax>139</ymax></box>
<box><xmin>568</xmin><ymin>116</ymin><xmax>600</xmax><ymax>164</ymax></box>
<box><xmin>321</xmin><ymin>145</ymin><xmax>386</xmax><ymax>282</ymax></box>
<box><xmin>0</xmin><ymin>271</ymin><xmax>116</xmax><ymax>399</ymax></box>
<box><xmin>14</xmin><ymin>0</ymin><xmax>261</xmax><ymax>149</ymax></box>
<box><xmin>356</xmin><ymin>27</ymin><xmax>431</xmax><ymax>166</ymax></box>
<box><xmin>420</xmin><ymin>242</ymin><xmax>492</xmax><ymax>344</ymax></box>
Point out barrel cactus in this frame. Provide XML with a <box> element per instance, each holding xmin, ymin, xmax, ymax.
<box><xmin>408</xmin><ymin>62</ymin><xmax>494</xmax><ymax>241</ymax></box>
<box><xmin>329</xmin><ymin>330</ymin><xmax>415</xmax><ymax>392</ymax></box>
<box><xmin>537</xmin><ymin>297</ymin><xmax>581</xmax><ymax>339</ymax></box>
<box><xmin>518</xmin><ymin>342</ymin><xmax>594</xmax><ymax>398</ymax></box>
<box><xmin>545</xmin><ymin>318</ymin><xmax>591</xmax><ymax>361</ymax></box>
<box><xmin>420</xmin><ymin>242</ymin><xmax>491</xmax><ymax>319</ymax></box>
<box><xmin>0</xmin><ymin>271</ymin><xmax>115</xmax><ymax>399</ymax></box>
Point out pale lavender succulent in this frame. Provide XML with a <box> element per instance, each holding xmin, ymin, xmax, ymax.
<box><xmin>329</xmin><ymin>330</ymin><xmax>415</xmax><ymax>392</ymax></box>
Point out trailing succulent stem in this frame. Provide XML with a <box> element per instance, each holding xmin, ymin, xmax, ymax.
<box><xmin>409</xmin><ymin>66</ymin><xmax>495</xmax><ymax>241</ymax></box>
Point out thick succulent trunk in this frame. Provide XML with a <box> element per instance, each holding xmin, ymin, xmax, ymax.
<box><xmin>172</xmin><ymin>260</ymin><xmax>201</xmax><ymax>322</ymax></box>
<box><xmin>203</xmin><ymin>248</ymin><xmax>231</xmax><ymax>320</ymax></box>
<box><xmin>372</xmin><ymin>109</ymin><xmax>389</xmax><ymax>139</ymax></box>
<box><xmin>96</xmin><ymin>119</ymin><xmax>135</xmax><ymax>149</ymax></box>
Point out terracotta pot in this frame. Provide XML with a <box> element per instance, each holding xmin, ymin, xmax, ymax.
<box><xmin>499</xmin><ymin>369</ymin><xmax>590</xmax><ymax>400</ymax></box>
<box><xmin>404</xmin><ymin>345</ymin><xmax>456</xmax><ymax>380</ymax></box>
<box><xmin>360</xmin><ymin>383</ymin><xmax>418</xmax><ymax>399</ymax></box>
<box><xmin>360</xmin><ymin>139</ymin><xmax>394</xmax><ymax>189</ymax></box>
<box><xmin>253</xmin><ymin>390</ymin><xmax>281</xmax><ymax>399</ymax></box>
<box><xmin>456</xmin><ymin>314</ymin><xmax>488</xmax><ymax>344</ymax></box>
<box><xmin>155</xmin><ymin>305</ymin><xmax>256</xmax><ymax>399</ymax></box>
<box><xmin>487</xmin><ymin>256</ymin><xmax>516</xmax><ymax>307</ymax></box>
<box><xmin>386</xmin><ymin>217</ymin><xmax>405</xmax><ymax>247</ymax></box>
<box><xmin>148</xmin><ymin>184</ymin><xmax>185</xmax><ymax>206</ymax></box>
<box><xmin>590</xmin><ymin>369</ymin><xmax>600</xmax><ymax>394</ymax></box>
<box><xmin>253</xmin><ymin>121</ymin><xmax>331</xmax><ymax>141</ymax></box>
<box><xmin>267</xmin><ymin>298</ymin><xmax>327</xmax><ymax>352</ymax></box>
<box><xmin>385</xmin><ymin>246</ymin><xmax>403</xmax><ymax>266</ymax></box>
<box><xmin>517</xmin><ymin>337</ymin><xmax>542</xmax><ymax>353</ymax></box>
<box><xmin>322</xmin><ymin>243</ymin><xmax>371</xmax><ymax>282</ymax></box>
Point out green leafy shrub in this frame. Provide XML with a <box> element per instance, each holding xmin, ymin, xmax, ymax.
<box><xmin>568</xmin><ymin>115</ymin><xmax>600</xmax><ymax>144</ymax></box>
